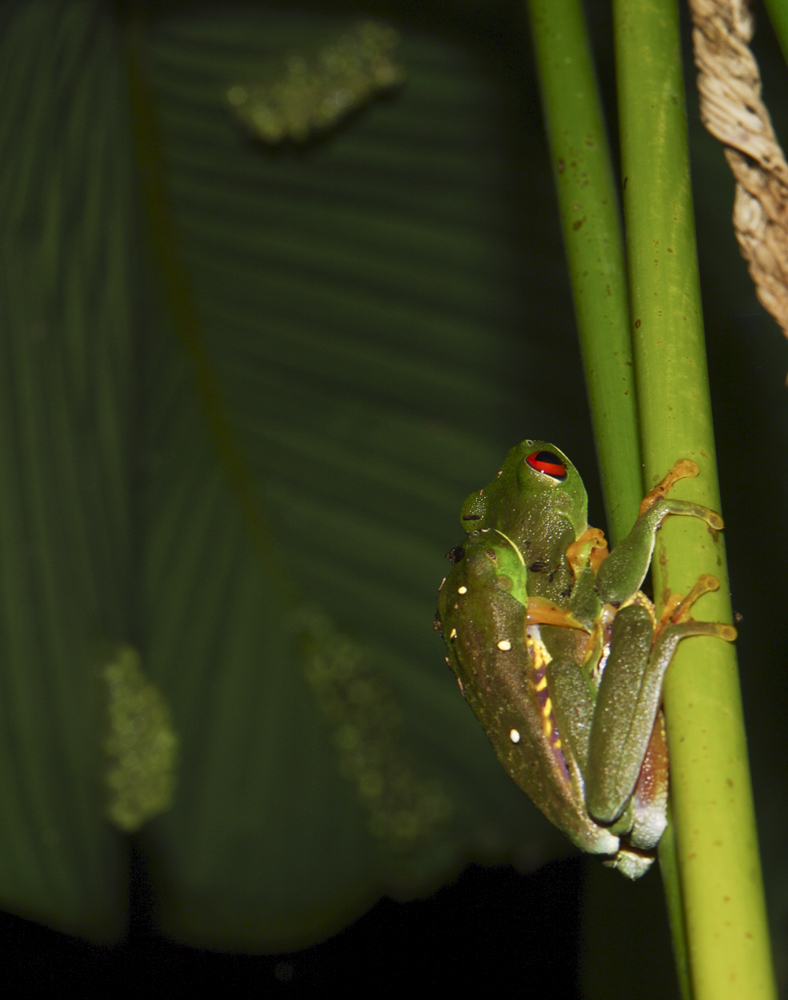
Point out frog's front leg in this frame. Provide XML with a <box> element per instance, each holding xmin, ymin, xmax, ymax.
<box><xmin>584</xmin><ymin>603</ymin><xmax>737</xmax><ymax>826</ymax></box>
<box><xmin>596</xmin><ymin>464</ymin><xmax>724</xmax><ymax>608</ymax></box>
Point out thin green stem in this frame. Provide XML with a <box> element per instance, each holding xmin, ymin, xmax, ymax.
<box><xmin>658</xmin><ymin>809</ymin><xmax>691</xmax><ymax>1000</ymax></box>
<box><xmin>614</xmin><ymin>0</ymin><xmax>776</xmax><ymax>996</ymax></box>
<box><xmin>526</xmin><ymin>0</ymin><xmax>640</xmax><ymax>544</ymax></box>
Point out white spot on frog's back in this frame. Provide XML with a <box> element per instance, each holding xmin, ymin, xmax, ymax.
<box><xmin>509</xmin><ymin>729</ymin><xmax>521</xmax><ymax>744</ymax></box>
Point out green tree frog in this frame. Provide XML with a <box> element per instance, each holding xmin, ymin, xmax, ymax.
<box><xmin>435</xmin><ymin>440</ymin><xmax>736</xmax><ymax>877</ymax></box>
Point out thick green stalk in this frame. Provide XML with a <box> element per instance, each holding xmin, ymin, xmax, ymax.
<box><xmin>614</xmin><ymin>0</ymin><xmax>776</xmax><ymax>997</ymax></box>
<box><xmin>527</xmin><ymin>0</ymin><xmax>639</xmax><ymax>544</ymax></box>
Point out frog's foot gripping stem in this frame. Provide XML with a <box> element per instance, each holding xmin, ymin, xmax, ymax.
<box><xmin>637</xmin><ymin>460</ymin><xmax>725</xmax><ymax>531</ymax></box>
<box><xmin>656</xmin><ymin>574</ymin><xmax>737</xmax><ymax>643</ymax></box>
<box><xmin>638</xmin><ymin>458</ymin><xmax>699</xmax><ymax>517</ymax></box>
<box><xmin>658</xmin><ymin>573</ymin><xmax>718</xmax><ymax>627</ymax></box>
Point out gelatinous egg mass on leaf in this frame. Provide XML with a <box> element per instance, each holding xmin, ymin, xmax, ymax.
<box><xmin>227</xmin><ymin>21</ymin><xmax>403</xmax><ymax>143</ymax></box>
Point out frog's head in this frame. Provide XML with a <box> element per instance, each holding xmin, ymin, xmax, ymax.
<box><xmin>459</xmin><ymin>440</ymin><xmax>588</xmax><ymax>540</ymax></box>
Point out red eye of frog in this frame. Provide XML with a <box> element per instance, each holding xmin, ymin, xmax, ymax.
<box><xmin>526</xmin><ymin>451</ymin><xmax>567</xmax><ymax>482</ymax></box>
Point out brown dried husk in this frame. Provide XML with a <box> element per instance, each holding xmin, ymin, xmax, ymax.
<box><xmin>690</xmin><ymin>0</ymin><xmax>788</xmax><ymax>344</ymax></box>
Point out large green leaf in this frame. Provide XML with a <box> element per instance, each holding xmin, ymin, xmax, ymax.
<box><xmin>138</xmin><ymin>3</ymin><xmax>574</xmax><ymax>951</ymax></box>
<box><xmin>0</xmin><ymin>0</ymin><xmax>132</xmax><ymax>939</ymax></box>
<box><xmin>0</xmin><ymin>0</ymin><xmax>575</xmax><ymax>950</ymax></box>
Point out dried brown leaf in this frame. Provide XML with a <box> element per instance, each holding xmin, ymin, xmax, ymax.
<box><xmin>690</xmin><ymin>0</ymin><xmax>788</xmax><ymax>344</ymax></box>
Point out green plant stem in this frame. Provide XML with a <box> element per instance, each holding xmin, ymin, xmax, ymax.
<box><xmin>614</xmin><ymin>0</ymin><xmax>776</xmax><ymax>996</ymax></box>
<box><xmin>526</xmin><ymin>0</ymin><xmax>640</xmax><ymax>544</ymax></box>
<box><xmin>658</xmin><ymin>809</ymin><xmax>691</xmax><ymax>1000</ymax></box>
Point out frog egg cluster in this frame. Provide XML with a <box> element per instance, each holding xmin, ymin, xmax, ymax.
<box><xmin>102</xmin><ymin>645</ymin><xmax>179</xmax><ymax>832</ymax></box>
<box><xmin>297</xmin><ymin>606</ymin><xmax>452</xmax><ymax>852</ymax></box>
<box><xmin>227</xmin><ymin>21</ymin><xmax>403</xmax><ymax>143</ymax></box>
